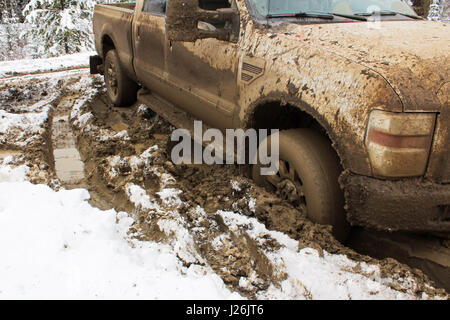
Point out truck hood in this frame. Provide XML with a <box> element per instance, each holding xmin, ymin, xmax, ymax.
<box><xmin>279</xmin><ymin>20</ymin><xmax>450</xmax><ymax>111</ymax></box>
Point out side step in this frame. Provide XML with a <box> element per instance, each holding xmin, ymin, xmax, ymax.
<box><xmin>137</xmin><ymin>89</ymin><xmax>232</xmax><ymax>162</ymax></box>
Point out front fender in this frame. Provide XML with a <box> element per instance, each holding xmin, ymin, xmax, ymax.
<box><xmin>238</xmin><ymin>64</ymin><xmax>403</xmax><ymax>177</ymax></box>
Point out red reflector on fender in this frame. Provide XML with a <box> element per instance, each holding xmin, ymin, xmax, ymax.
<box><xmin>367</xmin><ymin>129</ymin><xmax>431</xmax><ymax>149</ymax></box>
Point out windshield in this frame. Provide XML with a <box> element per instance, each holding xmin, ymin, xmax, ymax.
<box><xmin>251</xmin><ymin>0</ymin><xmax>417</xmax><ymax>17</ymax></box>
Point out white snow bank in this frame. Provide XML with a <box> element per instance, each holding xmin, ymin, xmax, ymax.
<box><xmin>0</xmin><ymin>180</ymin><xmax>241</xmax><ymax>299</ymax></box>
<box><xmin>126</xmin><ymin>183</ymin><xmax>204</xmax><ymax>267</ymax></box>
<box><xmin>0</xmin><ymin>52</ymin><xmax>93</xmax><ymax>78</ymax></box>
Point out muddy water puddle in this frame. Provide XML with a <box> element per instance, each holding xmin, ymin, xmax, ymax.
<box><xmin>52</xmin><ymin>115</ymin><xmax>85</xmax><ymax>187</ymax></box>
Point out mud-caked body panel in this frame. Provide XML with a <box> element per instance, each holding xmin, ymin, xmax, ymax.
<box><xmin>233</xmin><ymin>0</ymin><xmax>403</xmax><ymax>177</ymax></box>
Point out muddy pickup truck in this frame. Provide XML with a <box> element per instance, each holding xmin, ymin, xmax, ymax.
<box><xmin>90</xmin><ymin>0</ymin><xmax>450</xmax><ymax>241</ymax></box>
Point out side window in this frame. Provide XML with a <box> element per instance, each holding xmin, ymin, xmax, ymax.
<box><xmin>198</xmin><ymin>0</ymin><xmax>231</xmax><ymax>10</ymax></box>
<box><xmin>143</xmin><ymin>0</ymin><xmax>167</xmax><ymax>15</ymax></box>
<box><xmin>198</xmin><ymin>0</ymin><xmax>232</xmax><ymax>28</ymax></box>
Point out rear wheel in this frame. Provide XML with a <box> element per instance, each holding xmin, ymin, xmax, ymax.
<box><xmin>104</xmin><ymin>49</ymin><xmax>138</xmax><ymax>107</ymax></box>
<box><xmin>252</xmin><ymin>128</ymin><xmax>350</xmax><ymax>242</ymax></box>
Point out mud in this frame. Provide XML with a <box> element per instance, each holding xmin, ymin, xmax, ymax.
<box><xmin>348</xmin><ymin>229</ymin><xmax>450</xmax><ymax>291</ymax></box>
<box><xmin>1</xmin><ymin>71</ymin><xmax>448</xmax><ymax>299</ymax></box>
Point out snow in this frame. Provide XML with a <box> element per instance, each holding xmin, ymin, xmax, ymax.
<box><xmin>141</xmin><ymin>145</ymin><xmax>159</xmax><ymax>160</ymax></box>
<box><xmin>0</xmin><ymin>164</ymin><xmax>29</xmax><ymax>183</ymax></box>
<box><xmin>126</xmin><ymin>183</ymin><xmax>206</xmax><ymax>267</ymax></box>
<box><xmin>157</xmin><ymin>188</ymin><xmax>184</xmax><ymax>206</ymax></box>
<box><xmin>126</xmin><ymin>184</ymin><xmax>159</xmax><ymax>211</ymax></box>
<box><xmin>0</xmin><ymin>52</ymin><xmax>92</xmax><ymax>78</ymax></box>
<box><xmin>0</xmin><ymin>177</ymin><xmax>240</xmax><ymax>299</ymax></box>
<box><xmin>0</xmin><ymin>98</ymin><xmax>52</xmax><ymax>147</ymax></box>
<box><xmin>217</xmin><ymin>210</ymin><xmax>415</xmax><ymax>300</ymax></box>
<box><xmin>23</xmin><ymin>0</ymin><xmax>96</xmax><ymax>57</ymax></box>
<box><xmin>0</xmin><ymin>107</ymin><xmax>49</xmax><ymax>133</ymax></box>
<box><xmin>73</xmin><ymin>112</ymin><xmax>93</xmax><ymax>128</ymax></box>
<box><xmin>230</xmin><ymin>180</ymin><xmax>242</xmax><ymax>191</ymax></box>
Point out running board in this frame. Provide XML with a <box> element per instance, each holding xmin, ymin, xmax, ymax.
<box><xmin>137</xmin><ymin>89</ymin><xmax>233</xmax><ymax>162</ymax></box>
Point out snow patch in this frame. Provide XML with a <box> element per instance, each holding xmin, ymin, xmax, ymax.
<box><xmin>0</xmin><ymin>179</ymin><xmax>240</xmax><ymax>299</ymax></box>
<box><xmin>0</xmin><ymin>164</ymin><xmax>29</xmax><ymax>183</ymax></box>
<box><xmin>0</xmin><ymin>52</ymin><xmax>93</xmax><ymax>78</ymax></box>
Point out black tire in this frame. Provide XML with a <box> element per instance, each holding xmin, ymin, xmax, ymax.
<box><xmin>252</xmin><ymin>128</ymin><xmax>350</xmax><ymax>241</ymax></box>
<box><xmin>104</xmin><ymin>49</ymin><xmax>138</xmax><ymax>107</ymax></box>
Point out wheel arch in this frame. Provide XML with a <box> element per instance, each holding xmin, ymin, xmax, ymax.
<box><xmin>242</xmin><ymin>92</ymin><xmax>366</xmax><ymax>175</ymax></box>
<box><xmin>99</xmin><ymin>30</ymin><xmax>138</xmax><ymax>84</ymax></box>
<box><xmin>101</xmin><ymin>34</ymin><xmax>116</xmax><ymax>59</ymax></box>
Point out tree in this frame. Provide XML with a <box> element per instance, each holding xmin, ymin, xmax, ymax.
<box><xmin>0</xmin><ymin>0</ymin><xmax>30</xmax><ymax>60</ymax></box>
<box><xmin>410</xmin><ymin>0</ymin><xmax>449</xmax><ymax>20</ymax></box>
<box><xmin>1</xmin><ymin>0</ymin><xmax>28</xmax><ymax>23</ymax></box>
<box><xmin>428</xmin><ymin>0</ymin><xmax>450</xmax><ymax>20</ymax></box>
<box><xmin>22</xmin><ymin>0</ymin><xmax>96</xmax><ymax>57</ymax></box>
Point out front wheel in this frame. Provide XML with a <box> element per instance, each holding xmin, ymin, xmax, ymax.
<box><xmin>252</xmin><ymin>128</ymin><xmax>350</xmax><ymax>242</ymax></box>
<box><xmin>104</xmin><ymin>49</ymin><xmax>138</xmax><ymax>107</ymax></box>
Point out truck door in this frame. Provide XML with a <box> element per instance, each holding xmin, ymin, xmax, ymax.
<box><xmin>165</xmin><ymin>0</ymin><xmax>240</xmax><ymax>130</ymax></box>
<box><xmin>132</xmin><ymin>0</ymin><xmax>169</xmax><ymax>96</ymax></box>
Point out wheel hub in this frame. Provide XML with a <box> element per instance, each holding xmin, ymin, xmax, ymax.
<box><xmin>107</xmin><ymin>64</ymin><xmax>118</xmax><ymax>95</ymax></box>
<box><xmin>277</xmin><ymin>179</ymin><xmax>300</xmax><ymax>203</ymax></box>
<box><xmin>264</xmin><ymin>160</ymin><xmax>306</xmax><ymax>207</ymax></box>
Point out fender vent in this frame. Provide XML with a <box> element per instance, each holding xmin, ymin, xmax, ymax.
<box><xmin>239</xmin><ymin>56</ymin><xmax>266</xmax><ymax>85</ymax></box>
<box><xmin>241</xmin><ymin>73</ymin><xmax>254</xmax><ymax>82</ymax></box>
<box><xmin>242</xmin><ymin>62</ymin><xmax>263</xmax><ymax>75</ymax></box>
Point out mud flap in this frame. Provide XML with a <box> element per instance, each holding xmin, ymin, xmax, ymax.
<box><xmin>90</xmin><ymin>55</ymin><xmax>103</xmax><ymax>75</ymax></box>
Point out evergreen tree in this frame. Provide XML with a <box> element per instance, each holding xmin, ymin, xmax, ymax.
<box><xmin>428</xmin><ymin>0</ymin><xmax>450</xmax><ymax>20</ymax></box>
<box><xmin>23</xmin><ymin>0</ymin><xmax>95</xmax><ymax>57</ymax></box>
<box><xmin>0</xmin><ymin>0</ymin><xmax>29</xmax><ymax>60</ymax></box>
<box><xmin>1</xmin><ymin>0</ymin><xmax>28</xmax><ymax>23</ymax></box>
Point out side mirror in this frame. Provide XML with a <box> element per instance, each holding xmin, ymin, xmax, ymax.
<box><xmin>166</xmin><ymin>0</ymin><xmax>239</xmax><ymax>42</ymax></box>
